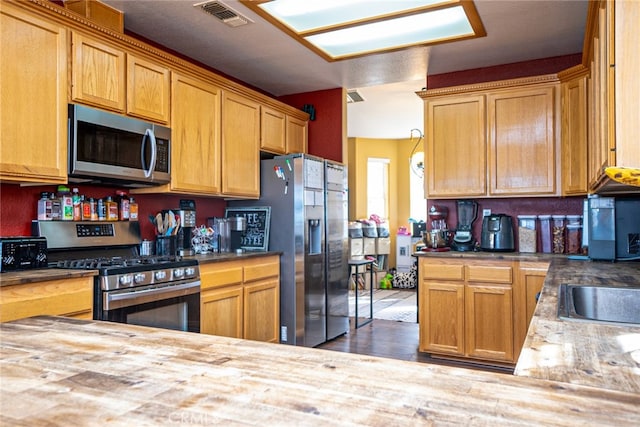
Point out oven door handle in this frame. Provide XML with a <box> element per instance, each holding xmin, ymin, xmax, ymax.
<box><xmin>104</xmin><ymin>280</ymin><xmax>200</xmax><ymax>311</ymax></box>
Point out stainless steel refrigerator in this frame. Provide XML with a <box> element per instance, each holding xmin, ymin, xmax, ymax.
<box><xmin>324</xmin><ymin>160</ymin><xmax>349</xmax><ymax>341</ymax></box>
<box><xmin>231</xmin><ymin>154</ymin><xmax>342</xmax><ymax>347</ymax></box>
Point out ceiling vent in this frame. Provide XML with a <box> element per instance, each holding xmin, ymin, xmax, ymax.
<box><xmin>346</xmin><ymin>90</ymin><xmax>365</xmax><ymax>103</ymax></box>
<box><xmin>195</xmin><ymin>1</ymin><xmax>253</xmax><ymax>28</ymax></box>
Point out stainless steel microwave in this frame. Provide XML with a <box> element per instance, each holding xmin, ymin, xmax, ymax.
<box><xmin>68</xmin><ymin>104</ymin><xmax>171</xmax><ymax>186</ymax></box>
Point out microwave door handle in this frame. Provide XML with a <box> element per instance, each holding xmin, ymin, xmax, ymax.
<box><xmin>141</xmin><ymin>128</ymin><xmax>158</xmax><ymax>178</ymax></box>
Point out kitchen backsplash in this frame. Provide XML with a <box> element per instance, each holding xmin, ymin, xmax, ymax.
<box><xmin>0</xmin><ymin>183</ymin><xmax>226</xmax><ymax>241</ymax></box>
<box><xmin>426</xmin><ymin>197</ymin><xmax>585</xmax><ymax>249</ymax></box>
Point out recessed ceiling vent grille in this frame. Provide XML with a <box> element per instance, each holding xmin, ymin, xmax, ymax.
<box><xmin>195</xmin><ymin>1</ymin><xmax>253</xmax><ymax>28</ymax></box>
<box><xmin>346</xmin><ymin>90</ymin><xmax>365</xmax><ymax>103</ymax></box>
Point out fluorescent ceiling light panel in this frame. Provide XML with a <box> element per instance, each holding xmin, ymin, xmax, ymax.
<box><xmin>241</xmin><ymin>0</ymin><xmax>485</xmax><ymax>61</ymax></box>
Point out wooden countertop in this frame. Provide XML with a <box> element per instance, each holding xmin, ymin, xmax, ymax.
<box><xmin>0</xmin><ymin>268</ymin><xmax>98</xmax><ymax>287</ymax></box>
<box><xmin>185</xmin><ymin>251</ymin><xmax>281</xmax><ymax>265</ymax></box>
<box><xmin>515</xmin><ymin>258</ymin><xmax>640</xmax><ymax>393</ymax></box>
<box><xmin>1</xmin><ymin>316</ymin><xmax>639</xmax><ymax>426</ymax></box>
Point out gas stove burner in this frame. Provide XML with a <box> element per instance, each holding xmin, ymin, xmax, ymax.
<box><xmin>56</xmin><ymin>255</ymin><xmax>183</xmax><ymax>269</ymax></box>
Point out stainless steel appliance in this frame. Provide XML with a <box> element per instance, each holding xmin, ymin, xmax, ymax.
<box><xmin>588</xmin><ymin>196</ymin><xmax>640</xmax><ymax>260</ymax></box>
<box><xmin>0</xmin><ymin>236</ymin><xmax>47</xmax><ymax>272</ymax></box>
<box><xmin>480</xmin><ymin>213</ymin><xmax>515</xmax><ymax>251</ymax></box>
<box><xmin>324</xmin><ymin>160</ymin><xmax>349</xmax><ymax>341</ymax></box>
<box><xmin>32</xmin><ymin>221</ymin><xmax>200</xmax><ymax>332</ymax></box>
<box><xmin>68</xmin><ymin>104</ymin><xmax>171</xmax><ymax>186</ymax></box>
<box><xmin>178</xmin><ymin>199</ymin><xmax>197</xmax><ymax>256</ymax></box>
<box><xmin>452</xmin><ymin>200</ymin><xmax>478</xmax><ymax>251</ymax></box>
<box><xmin>231</xmin><ymin>154</ymin><xmax>349</xmax><ymax>347</ymax></box>
<box><xmin>227</xmin><ymin>216</ymin><xmax>247</xmax><ymax>253</ymax></box>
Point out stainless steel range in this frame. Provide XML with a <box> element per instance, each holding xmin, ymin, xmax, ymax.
<box><xmin>33</xmin><ymin>221</ymin><xmax>200</xmax><ymax>332</ymax></box>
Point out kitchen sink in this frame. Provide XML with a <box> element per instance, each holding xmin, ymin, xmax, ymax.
<box><xmin>558</xmin><ymin>284</ymin><xmax>640</xmax><ymax>325</ymax></box>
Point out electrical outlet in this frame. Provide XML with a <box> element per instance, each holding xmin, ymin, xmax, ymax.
<box><xmin>482</xmin><ymin>209</ymin><xmax>491</xmax><ymax>217</ymax></box>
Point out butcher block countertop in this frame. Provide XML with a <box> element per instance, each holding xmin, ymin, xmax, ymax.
<box><xmin>0</xmin><ymin>268</ymin><xmax>97</xmax><ymax>287</ymax></box>
<box><xmin>185</xmin><ymin>251</ymin><xmax>281</xmax><ymax>265</ymax></box>
<box><xmin>515</xmin><ymin>258</ymin><xmax>640</xmax><ymax>393</ymax></box>
<box><xmin>414</xmin><ymin>251</ymin><xmax>640</xmax><ymax>394</ymax></box>
<box><xmin>1</xmin><ymin>316</ymin><xmax>639</xmax><ymax>426</ymax></box>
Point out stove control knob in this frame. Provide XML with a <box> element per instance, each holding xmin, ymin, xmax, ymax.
<box><xmin>155</xmin><ymin>270</ymin><xmax>167</xmax><ymax>281</ymax></box>
<box><xmin>174</xmin><ymin>268</ymin><xmax>185</xmax><ymax>278</ymax></box>
<box><xmin>134</xmin><ymin>273</ymin><xmax>146</xmax><ymax>284</ymax></box>
<box><xmin>119</xmin><ymin>275</ymin><xmax>133</xmax><ymax>286</ymax></box>
<box><xmin>185</xmin><ymin>267</ymin><xmax>195</xmax><ymax>277</ymax></box>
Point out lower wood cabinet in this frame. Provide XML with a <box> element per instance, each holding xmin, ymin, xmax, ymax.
<box><xmin>419</xmin><ymin>257</ymin><xmax>539</xmax><ymax>365</ymax></box>
<box><xmin>200</xmin><ymin>255</ymin><xmax>279</xmax><ymax>343</ymax></box>
<box><xmin>0</xmin><ymin>277</ymin><xmax>93</xmax><ymax>322</ymax></box>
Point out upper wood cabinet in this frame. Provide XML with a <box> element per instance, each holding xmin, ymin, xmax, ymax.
<box><xmin>222</xmin><ymin>92</ymin><xmax>260</xmax><ymax>198</ymax></box>
<box><xmin>420</xmin><ymin>78</ymin><xmax>559</xmax><ymax>199</ymax></box>
<box><xmin>585</xmin><ymin>0</ymin><xmax>640</xmax><ymax>193</ymax></box>
<box><xmin>127</xmin><ymin>54</ymin><xmax>170</xmax><ymax>123</ymax></box>
<box><xmin>425</xmin><ymin>94</ymin><xmax>487</xmax><ymax>197</ymax></box>
<box><xmin>71</xmin><ymin>32</ymin><xmax>126</xmax><ymax>112</ymax></box>
<box><xmin>286</xmin><ymin>115</ymin><xmax>308</xmax><ymax>154</ymax></box>
<box><xmin>261</xmin><ymin>106</ymin><xmax>287</xmax><ymax>154</ymax></box>
<box><xmin>560</xmin><ymin>69</ymin><xmax>589</xmax><ymax>195</ymax></box>
<box><xmin>0</xmin><ymin>2</ymin><xmax>68</xmax><ymax>184</ymax></box>
<box><xmin>170</xmin><ymin>73</ymin><xmax>221</xmax><ymax>195</ymax></box>
<box><xmin>488</xmin><ymin>85</ymin><xmax>557</xmax><ymax>196</ymax></box>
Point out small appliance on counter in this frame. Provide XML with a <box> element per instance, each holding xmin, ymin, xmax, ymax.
<box><xmin>0</xmin><ymin>236</ymin><xmax>48</xmax><ymax>272</ymax></box>
<box><xmin>452</xmin><ymin>200</ymin><xmax>478</xmax><ymax>251</ymax></box>
<box><xmin>588</xmin><ymin>195</ymin><xmax>640</xmax><ymax>260</ymax></box>
<box><xmin>178</xmin><ymin>199</ymin><xmax>196</xmax><ymax>256</ymax></box>
<box><xmin>422</xmin><ymin>205</ymin><xmax>451</xmax><ymax>251</ymax></box>
<box><xmin>480</xmin><ymin>213</ymin><xmax>515</xmax><ymax>252</ymax></box>
<box><xmin>227</xmin><ymin>215</ymin><xmax>247</xmax><ymax>253</ymax></box>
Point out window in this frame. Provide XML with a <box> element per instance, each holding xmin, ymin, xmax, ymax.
<box><xmin>410</xmin><ymin>152</ymin><xmax>426</xmax><ymax>221</ymax></box>
<box><xmin>367</xmin><ymin>158</ymin><xmax>389</xmax><ymax>218</ymax></box>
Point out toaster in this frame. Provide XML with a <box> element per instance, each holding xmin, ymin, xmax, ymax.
<box><xmin>480</xmin><ymin>214</ymin><xmax>514</xmax><ymax>252</ymax></box>
<box><xmin>0</xmin><ymin>236</ymin><xmax>48</xmax><ymax>272</ymax></box>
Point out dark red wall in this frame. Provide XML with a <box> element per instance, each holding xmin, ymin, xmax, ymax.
<box><xmin>279</xmin><ymin>88</ymin><xmax>344</xmax><ymax>162</ymax></box>
<box><xmin>0</xmin><ymin>183</ymin><xmax>226</xmax><ymax>240</ymax></box>
<box><xmin>427</xmin><ymin>53</ymin><xmax>582</xmax><ymax>89</ymax></box>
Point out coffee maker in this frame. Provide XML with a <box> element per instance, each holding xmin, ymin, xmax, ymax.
<box><xmin>228</xmin><ymin>216</ymin><xmax>247</xmax><ymax>253</ymax></box>
<box><xmin>452</xmin><ymin>200</ymin><xmax>478</xmax><ymax>252</ymax></box>
<box><xmin>178</xmin><ymin>200</ymin><xmax>196</xmax><ymax>256</ymax></box>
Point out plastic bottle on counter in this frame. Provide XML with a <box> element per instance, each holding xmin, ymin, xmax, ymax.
<box><xmin>58</xmin><ymin>186</ymin><xmax>73</xmax><ymax>221</ymax></box>
<box><xmin>72</xmin><ymin>188</ymin><xmax>82</xmax><ymax>221</ymax></box>
<box><xmin>552</xmin><ymin>215</ymin><xmax>566</xmax><ymax>254</ymax></box>
<box><xmin>89</xmin><ymin>198</ymin><xmax>98</xmax><ymax>221</ymax></box>
<box><xmin>116</xmin><ymin>191</ymin><xmax>130</xmax><ymax>221</ymax></box>
<box><xmin>565</xmin><ymin>215</ymin><xmax>583</xmax><ymax>254</ymax></box>
<box><xmin>37</xmin><ymin>192</ymin><xmax>53</xmax><ymax>221</ymax></box>
<box><xmin>97</xmin><ymin>198</ymin><xmax>107</xmax><ymax>221</ymax></box>
<box><xmin>105</xmin><ymin>196</ymin><xmax>118</xmax><ymax>221</ymax></box>
<box><xmin>517</xmin><ymin>215</ymin><xmax>537</xmax><ymax>253</ymax></box>
<box><xmin>538</xmin><ymin>215</ymin><xmax>552</xmax><ymax>253</ymax></box>
<box><xmin>81</xmin><ymin>196</ymin><xmax>91</xmax><ymax>221</ymax></box>
<box><xmin>129</xmin><ymin>197</ymin><xmax>139</xmax><ymax>221</ymax></box>
<box><xmin>50</xmin><ymin>193</ymin><xmax>62</xmax><ymax>221</ymax></box>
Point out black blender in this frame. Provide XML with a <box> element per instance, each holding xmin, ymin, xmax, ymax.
<box><xmin>452</xmin><ymin>200</ymin><xmax>478</xmax><ymax>251</ymax></box>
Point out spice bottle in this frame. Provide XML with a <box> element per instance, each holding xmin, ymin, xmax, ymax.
<box><xmin>517</xmin><ymin>215</ymin><xmax>537</xmax><ymax>253</ymax></box>
<box><xmin>129</xmin><ymin>197</ymin><xmax>139</xmax><ymax>221</ymax></box>
<box><xmin>116</xmin><ymin>191</ymin><xmax>130</xmax><ymax>221</ymax></box>
<box><xmin>551</xmin><ymin>215</ymin><xmax>566</xmax><ymax>254</ymax></box>
<box><xmin>81</xmin><ymin>196</ymin><xmax>91</xmax><ymax>221</ymax></box>
<box><xmin>37</xmin><ymin>192</ymin><xmax>53</xmax><ymax>221</ymax></box>
<box><xmin>50</xmin><ymin>193</ymin><xmax>62</xmax><ymax>221</ymax></box>
<box><xmin>538</xmin><ymin>215</ymin><xmax>552</xmax><ymax>253</ymax></box>
<box><xmin>72</xmin><ymin>188</ymin><xmax>82</xmax><ymax>221</ymax></box>
<box><xmin>105</xmin><ymin>196</ymin><xmax>118</xmax><ymax>221</ymax></box>
<box><xmin>89</xmin><ymin>198</ymin><xmax>98</xmax><ymax>221</ymax></box>
<box><xmin>97</xmin><ymin>198</ymin><xmax>107</xmax><ymax>221</ymax></box>
<box><xmin>58</xmin><ymin>186</ymin><xmax>73</xmax><ymax>221</ymax></box>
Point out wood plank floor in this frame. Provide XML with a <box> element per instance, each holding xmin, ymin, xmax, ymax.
<box><xmin>317</xmin><ymin>319</ymin><xmax>513</xmax><ymax>374</ymax></box>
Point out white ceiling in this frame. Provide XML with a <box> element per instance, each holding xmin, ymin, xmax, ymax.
<box><xmin>102</xmin><ymin>0</ymin><xmax>588</xmax><ymax>138</ymax></box>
